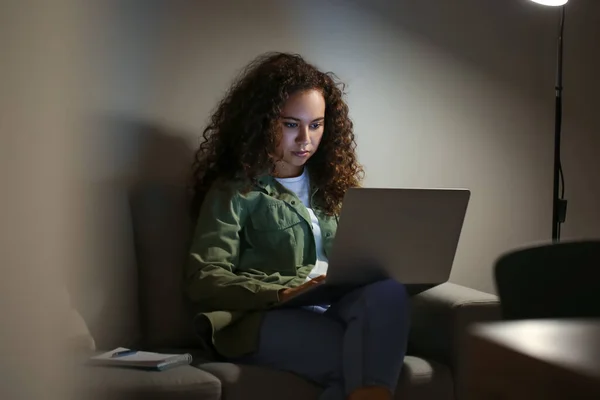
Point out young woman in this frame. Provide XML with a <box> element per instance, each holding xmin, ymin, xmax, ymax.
<box><xmin>185</xmin><ymin>52</ymin><xmax>410</xmax><ymax>400</ymax></box>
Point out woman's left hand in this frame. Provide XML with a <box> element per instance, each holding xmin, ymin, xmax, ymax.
<box><xmin>278</xmin><ymin>275</ymin><xmax>326</xmax><ymax>302</ymax></box>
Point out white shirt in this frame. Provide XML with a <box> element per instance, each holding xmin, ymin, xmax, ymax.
<box><xmin>274</xmin><ymin>169</ymin><xmax>329</xmax><ymax>281</ymax></box>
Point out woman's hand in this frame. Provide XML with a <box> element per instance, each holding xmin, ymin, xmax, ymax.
<box><xmin>278</xmin><ymin>275</ymin><xmax>326</xmax><ymax>302</ymax></box>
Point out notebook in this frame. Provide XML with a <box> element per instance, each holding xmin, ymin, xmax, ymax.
<box><xmin>89</xmin><ymin>347</ymin><xmax>192</xmax><ymax>371</ymax></box>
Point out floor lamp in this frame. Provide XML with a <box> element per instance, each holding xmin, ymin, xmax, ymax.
<box><xmin>528</xmin><ymin>0</ymin><xmax>569</xmax><ymax>242</ymax></box>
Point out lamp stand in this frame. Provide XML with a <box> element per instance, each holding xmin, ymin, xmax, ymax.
<box><xmin>552</xmin><ymin>6</ymin><xmax>568</xmax><ymax>242</ymax></box>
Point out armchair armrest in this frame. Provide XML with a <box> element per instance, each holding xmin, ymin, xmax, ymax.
<box><xmin>408</xmin><ymin>282</ymin><xmax>501</xmax><ymax>366</ymax></box>
<box><xmin>407</xmin><ymin>282</ymin><xmax>501</xmax><ymax>400</ymax></box>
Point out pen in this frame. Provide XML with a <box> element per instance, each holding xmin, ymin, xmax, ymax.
<box><xmin>111</xmin><ymin>350</ymin><xmax>137</xmax><ymax>358</ymax></box>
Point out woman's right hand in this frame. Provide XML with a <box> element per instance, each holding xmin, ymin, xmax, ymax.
<box><xmin>278</xmin><ymin>275</ymin><xmax>326</xmax><ymax>302</ymax></box>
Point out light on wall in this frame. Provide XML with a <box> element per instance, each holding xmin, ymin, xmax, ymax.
<box><xmin>529</xmin><ymin>0</ymin><xmax>569</xmax><ymax>6</ymax></box>
<box><xmin>528</xmin><ymin>0</ymin><xmax>569</xmax><ymax>242</ymax></box>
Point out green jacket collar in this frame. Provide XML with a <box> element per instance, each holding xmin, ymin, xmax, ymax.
<box><xmin>254</xmin><ymin>173</ymin><xmax>319</xmax><ymax>200</ymax></box>
<box><xmin>254</xmin><ymin>174</ymin><xmax>276</xmax><ymax>196</ymax></box>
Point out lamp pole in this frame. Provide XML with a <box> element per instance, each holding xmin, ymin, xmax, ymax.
<box><xmin>529</xmin><ymin>0</ymin><xmax>569</xmax><ymax>242</ymax></box>
<box><xmin>552</xmin><ymin>6</ymin><xmax>567</xmax><ymax>242</ymax></box>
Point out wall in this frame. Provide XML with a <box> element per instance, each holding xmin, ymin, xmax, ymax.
<box><xmin>560</xmin><ymin>0</ymin><xmax>600</xmax><ymax>240</ymax></box>
<box><xmin>141</xmin><ymin>0</ymin><xmax>599</xmax><ymax>294</ymax></box>
<box><xmin>1</xmin><ymin>2</ymin><xmax>97</xmax><ymax>399</ymax></box>
<box><xmin>70</xmin><ymin>0</ymin><xmax>168</xmax><ymax>350</ymax></box>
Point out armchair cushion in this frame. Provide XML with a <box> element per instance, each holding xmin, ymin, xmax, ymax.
<box><xmin>129</xmin><ymin>182</ymin><xmax>204</xmax><ymax>350</ymax></box>
<box><xmin>196</xmin><ymin>355</ymin><xmax>454</xmax><ymax>400</ymax></box>
<box><xmin>71</xmin><ymin>359</ymin><xmax>221</xmax><ymax>400</ymax></box>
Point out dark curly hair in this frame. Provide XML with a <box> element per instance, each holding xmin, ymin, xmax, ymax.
<box><xmin>191</xmin><ymin>52</ymin><xmax>364</xmax><ymax>218</ymax></box>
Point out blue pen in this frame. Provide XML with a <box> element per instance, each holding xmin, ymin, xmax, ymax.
<box><xmin>111</xmin><ymin>349</ymin><xmax>137</xmax><ymax>358</ymax></box>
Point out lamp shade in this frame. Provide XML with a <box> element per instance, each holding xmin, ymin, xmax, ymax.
<box><xmin>528</xmin><ymin>0</ymin><xmax>568</xmax><ymax>5</ymax></box>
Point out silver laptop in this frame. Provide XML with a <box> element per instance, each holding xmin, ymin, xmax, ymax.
<box><xmin>279</xmin><ymin>187</ymin><xmax>471</xmax><ymax>307</ymax></box>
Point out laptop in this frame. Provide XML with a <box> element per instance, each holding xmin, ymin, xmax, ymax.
<box><xmin>278</xmin><ymin>187</ymin><xmax>471</xmax><ymax>307</ymax></box>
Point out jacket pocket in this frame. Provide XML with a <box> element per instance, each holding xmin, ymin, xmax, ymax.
<box><xmin>245</xmin><ymin>203</ymin><xmax>303</xmax><ymax>274</ymax></box>
<box><xmin>250</xmin><ymin>203</ymin><xmax>303</xmax><ymax>231</ymax></box>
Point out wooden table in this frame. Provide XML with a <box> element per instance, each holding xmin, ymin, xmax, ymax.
<box><xmin>463</xmin><ymin>319</ymin><xmax>600</xmax><ymax>400</ymax></box>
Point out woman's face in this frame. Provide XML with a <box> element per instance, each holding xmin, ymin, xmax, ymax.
<box><xmin>273</xmin><ymin>89</ymin><xmax>325</xmax><ymax>178</ymax></box>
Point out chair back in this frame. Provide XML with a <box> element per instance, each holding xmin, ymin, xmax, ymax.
<box><xmin>494</xmin><ymin>240</ymin><xmax>600</xmax><ymax>320</ymax></box>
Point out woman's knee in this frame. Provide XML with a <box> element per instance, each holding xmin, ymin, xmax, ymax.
<box><xmin>362</xmin><ymin>279</ymin><xmax>409</xmax><ymax>306</ymax></box>
<box><xmin>247</xmin><ymin>310</ymin><xmax>345</xmax><ymax>386</ymax></box>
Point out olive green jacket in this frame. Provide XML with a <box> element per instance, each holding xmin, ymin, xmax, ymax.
<box><xmin>184</xmin><ymin>174</ymin><xmax>338</xmax><ymax>358</ymax></box>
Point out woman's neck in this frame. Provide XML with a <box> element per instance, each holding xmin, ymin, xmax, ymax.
<box><xmin>273</xmin><ymin>164</ymin><xmax>304</xmax><ymax>179</ymax></box>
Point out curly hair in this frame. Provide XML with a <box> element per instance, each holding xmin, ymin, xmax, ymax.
<box><xmin>191</xmin><ymin>52</ymin><xmax>364</xmax><ymax>218</ymax></box>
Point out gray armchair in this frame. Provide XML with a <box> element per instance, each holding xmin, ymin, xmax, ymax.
<box><xmin>70</xmin><ymin>182</ymin><xmax>500</xmax><ymax>400</ymax></box>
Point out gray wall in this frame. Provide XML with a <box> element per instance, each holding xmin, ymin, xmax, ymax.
<box><xmin>143</xmin><ymin>0</ymin><xmax>600</xmax><ymax>293</ymax></box>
